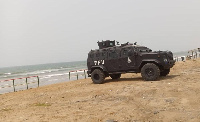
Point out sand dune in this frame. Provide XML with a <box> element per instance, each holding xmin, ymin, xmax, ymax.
<box><xmin>0</xmin><ymin>59</ymin><xmax>200</xmax><ymax>122</ymax></box>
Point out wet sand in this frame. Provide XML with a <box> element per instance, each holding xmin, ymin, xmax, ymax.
<box><xmin>0</xmin><ymin>59</ymin><xmax>200</xmax><ymax>122</ymax></box>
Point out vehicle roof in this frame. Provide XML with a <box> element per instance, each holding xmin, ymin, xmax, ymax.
<box><xmin>89</xmin><ymin>45</ymin><xmax>148</xmax><ymax>53</ymax></box>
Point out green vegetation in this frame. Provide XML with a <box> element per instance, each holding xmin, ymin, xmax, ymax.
<box><xmin>1</xmin><ymin>108</ymin><xmax>12</xmax><ymax>111</ymax></box>
<box><xmin>34</xmin><ymin>103</ymin><xmax>51</xmax><ymax>107</ymax></box>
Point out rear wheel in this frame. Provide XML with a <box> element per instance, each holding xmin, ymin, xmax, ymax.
<box><xmin>160</xmin><ymin>69</ymin><xmax>170</xmax><ymax>76</ymax></box>
<box><xmin>91</xmin><ymin>69</ymin><xmax>105</xmax><ymax>84</ymax></box>
<box><xmin>141</xmin><ymin>63</ymin><xmax>160</xmax><ymax>81</ymax></box>
<box><xmin>110</xmin><ymin>74</ymin><xmax>121</xmax><ymax>79</ymax></box>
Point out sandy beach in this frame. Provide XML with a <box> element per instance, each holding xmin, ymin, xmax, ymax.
<box><xmin>0</xmin><ymin>59</ymin><xmax>200</xmax><ymax>122</ymax></box>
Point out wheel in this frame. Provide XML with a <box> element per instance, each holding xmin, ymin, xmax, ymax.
<box><xmin>110</xmin><ymin>74</ymin><xmax>121</xmax><ymax>79</ymax></box>
<box><xmin>141</xmin><ymin>63</ymin><xmax>160</xmax><ymax>81</ymax></box>
<box><xmin>91</xmin><ymin>69</ymin><xmax>105</xmax><ymax>84</ymax></box>
<box><xmin>160</xmin><ymin>69</ymin><xmax>170</xmax><ymax>76</ymax></box>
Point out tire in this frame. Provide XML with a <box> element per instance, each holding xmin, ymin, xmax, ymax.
<box><xmin>141</xmin><ymin>63</ymin><xmax>160</xmax><ymax>81</ymax></box>
<box><xmin>160</xmin><ymin>69</ymin><xmax>170</xmax><ymax>76</ymax></box>
<box><xmin>110</xmin><ymin>74</ymin><xmax>121</xmax><ymax>79</ymax></box>
<box><xmin>91</xmin><ymin>69</ymin><xmax>105</xmax><ymax>84</ymax></box>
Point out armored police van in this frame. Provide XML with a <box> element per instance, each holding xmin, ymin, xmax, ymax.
<box><xmin>87</xmin><ymin>40</ymin><xmax>175</xmax><ymax>84</ymax></box>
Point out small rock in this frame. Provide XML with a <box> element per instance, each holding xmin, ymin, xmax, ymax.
<box><xmin>106</xmin><ymin>120</ymin><xmax>117</xmax><ymax>122</ymax></box>
<box><xmin>154</xmin><ymin>111</ymin><xmax>159</xmax><ymax>114</ymax></box>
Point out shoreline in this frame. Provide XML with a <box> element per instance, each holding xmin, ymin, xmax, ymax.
<box><xmin>0</xmin><ymin>68</ymin><xmax>88</xmax><ymax>94</ymax></box>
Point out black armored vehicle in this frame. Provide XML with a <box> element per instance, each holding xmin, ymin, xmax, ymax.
<box><xmin>87</xmin><ymin>40</ymin><xmax>175</xmax><ymax>84</ymax></box>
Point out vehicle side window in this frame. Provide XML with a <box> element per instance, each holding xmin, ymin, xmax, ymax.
<box><xmin>121</xmin><ymin>48</ymin><xmax>132</xmax><ymax>57</ymax></box>
<box><xmin>109</xmin><ymin>50</ymin><xmax>118</xmax><ymax>59</ymax></box>
<box><xmin>102</xmin><ymin>52</ymin><xmax>107</xmax><ymax>58</ymax></box>
<box><xmin>90</xmin><ymin>53</ymin><xmax>94</xmax><ymax>58</ymax></box>
<box><xmin>122</xmin><ymin>49</ymin><xmax>128</xmax><ymax>56</ymax></box>
<box><xmin>96</xmin><ymin>53</ymin><xmax>100</xmax><ymax>57</ymax></box>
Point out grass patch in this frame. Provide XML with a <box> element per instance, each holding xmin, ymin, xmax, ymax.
<box><xmin>34</xmin><ymin>103</ymin><xmax>51</xmax><ymax>107</ymax></box>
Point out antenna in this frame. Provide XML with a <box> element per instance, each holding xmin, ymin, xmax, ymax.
<box><xmin>116</xmin><ymin>41</ymin><xmax>120</xmax><ymax>45</ymax></box>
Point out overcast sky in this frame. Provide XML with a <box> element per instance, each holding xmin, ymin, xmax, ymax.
<box><xmin>0</xmin><ymin>0</ymin><xmax>200</xmax><ymax>67</ymax></box>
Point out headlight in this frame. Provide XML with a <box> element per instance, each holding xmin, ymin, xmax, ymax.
<box><xmin>164</xmin><ymin>58</ymin><xmax>168</xmax><ymax>62</ymax></box>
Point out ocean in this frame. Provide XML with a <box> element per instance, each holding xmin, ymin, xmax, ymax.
<box><xmin>0</xmin><ymin>61</ymin><xmax>87</xmax><ymax>94</ymax></box>
<box><xmin>173</xmin><ymin>51</ymin><xmax>189</xmax><ymax>57</ymax></box>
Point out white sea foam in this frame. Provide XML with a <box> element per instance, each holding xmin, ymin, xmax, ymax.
<box><xmin>50</xmin><ymin>74</ymin><xmax>64</xmax><ymax>77</ymax></box>
<box><xmin>41</xmin><ymin>73</ymin><xmax>65</xmax><ymax>79</ymax></box>
<box><xmin>27</xmin><ymin>70</ymin><xmax>51</xmax><ymax>75</ymax></box>
<box><xmin>4</xmin><ymin>73</ymin><xmax>11</xmax><ymax>75</ymax></box>
<box><xmin>43</xmin><ymin>76</ymin><xmax>52</xmax><ymax>79</ymax></box>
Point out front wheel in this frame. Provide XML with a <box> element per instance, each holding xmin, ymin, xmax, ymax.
<box><xmin>141</xmin><ymin>63</ymin><xmax>160</xmax><ymax>81</ymax></box>
<box><xmin>91</xmin><ymin>69</ymin><xmax>105</xmax><ymax>84</ymax></box>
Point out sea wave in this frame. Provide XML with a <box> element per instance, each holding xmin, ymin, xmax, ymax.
<box><xmin>40</xmin><ymin>73</ymin><xmax>67</xmax><ymax>79</ymax></box>
<box><xmin>0</xmin><ymin>61</ymin><xmax>86</xmax><ymax>81</ymax></box>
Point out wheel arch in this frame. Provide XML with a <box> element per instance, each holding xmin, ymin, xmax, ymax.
<box><xmin>139</xmin><ymin>60</ymin><xmax>164</xmax><ymax>71</ymax></box>
<box><xmin>90</xmin><ymin>65</ymin><xmax>109</xmax><ymax>76</ymax></box>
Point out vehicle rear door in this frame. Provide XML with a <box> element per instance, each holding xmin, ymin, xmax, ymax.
<box><xmin>120</xmin><ymin>47</ymin><xmax>136</xmax><ymax>70</ymax></box>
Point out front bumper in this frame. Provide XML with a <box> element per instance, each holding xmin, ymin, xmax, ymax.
<box><xmin>164</xmin><ymin>60</ymin><xmax>175</xmax><ymax>69</ymax></box>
